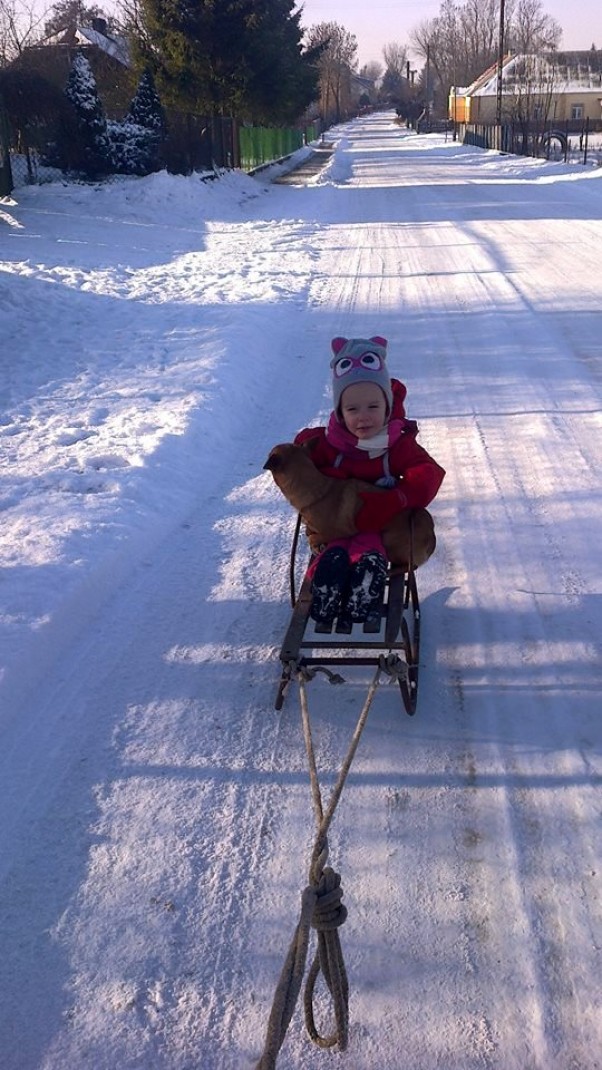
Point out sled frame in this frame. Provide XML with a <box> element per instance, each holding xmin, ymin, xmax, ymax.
<box><xmin>275</xmin><ymin>514</ymin><xmax>421</xmax><ymax>715</ymax></box>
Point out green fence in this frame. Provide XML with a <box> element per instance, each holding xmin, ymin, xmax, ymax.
<box><xmin>238</xmin><ymin>122</ymin><xmax>320</xmax><ymax>172</ymax></box>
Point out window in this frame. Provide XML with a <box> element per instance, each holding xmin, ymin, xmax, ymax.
<box><xmin>571</xmin><ymin>104</ymin><xmax>584</xmax><ymax>120</ymax></box>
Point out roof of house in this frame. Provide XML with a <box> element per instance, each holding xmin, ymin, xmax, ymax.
<box><xmin>471</xmin><ymin>50</ymin><xmax>602</xmax><ymax>97</ymax></box>
<box><xmin>458</xmin><ymin>57</ymin><xmax>509</xmax><ymax>98</ymax></box>
<box><xmin>39</xmin><ymin>22</ymin><xmax>130</xmax><ymax>68</ymax></box>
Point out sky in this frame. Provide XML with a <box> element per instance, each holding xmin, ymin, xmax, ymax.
<box><xmin>1</xmin><ymin>116</ymin><xmax>601</xmax><ymax>1069</ymax></box>
<box><xmin>298</xmin><ymin>0</ymin><xmax>602</xmax><ymax>67</ymax></box>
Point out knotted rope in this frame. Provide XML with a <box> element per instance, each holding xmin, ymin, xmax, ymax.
<box><xmin>378</xmin><ymin>652</ymin><xmax>408</xmax><ymax>684</ymax></box>
<box><xmin>255</xmin><ymin>664</ymin><xmax>382</xmax><ymax>1069</ymax></box>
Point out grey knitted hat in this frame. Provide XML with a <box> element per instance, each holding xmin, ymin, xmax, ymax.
<box><xmin>330</xmin><ymin>336</ymin><xmax>393</xmax><ymax>415</ymax></box>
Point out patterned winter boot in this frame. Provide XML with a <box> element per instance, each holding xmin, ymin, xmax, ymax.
<box><xmin>310</xmin><ymin>546</ymin><xmax>350</xmax><ymax>625</ymax></box>
<box><xmin>346</xmin><ymin>551</ymin><xmax>388</xmax><ymax>624</ymax></box>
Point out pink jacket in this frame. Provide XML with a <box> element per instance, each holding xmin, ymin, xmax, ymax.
<box><xmin>294</xmin><ymin>378</ymin><xmax>445</xmax><ymax>533</ymax></box>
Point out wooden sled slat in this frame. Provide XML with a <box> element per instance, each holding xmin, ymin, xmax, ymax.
<box><xmin>275</xmin><ymin>515</ymin><xmax>420</xmax><ymax>715</ymax></box>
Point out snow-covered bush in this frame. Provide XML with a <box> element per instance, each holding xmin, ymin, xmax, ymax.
<box><xmin>107</xmin><ymin>118</ymin><xmax>162</xmax><ymax>175</ymax></box>
<box><xmin>103</xmin><ymin>69</ymin><xmax>164</xmax><ymax>176</ymax></box>
<box><xmin>63</xmin><ymin>52</ymin><xmax>111</xmax><ymax>177</ymax></box>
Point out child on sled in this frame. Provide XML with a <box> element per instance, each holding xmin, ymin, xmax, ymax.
<box><xmin>294</xmin><ymin>336</ymin><xmax>445</xmax><ymax>625</ymax></box>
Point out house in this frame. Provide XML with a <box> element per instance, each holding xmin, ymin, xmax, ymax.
<box><xmin>449</xmin><ymin>57</ymin><xmax>507</xmax><ymax>124</ymax></box>
<box><xmin>450</xmin><ymin>50</ymin><xmax>602</xmax><ymax>129</ymax></box>
<box><xmin>10</xmin><ymin>19</ymin><xmax>135</xmax><ymax>116</ymax></box>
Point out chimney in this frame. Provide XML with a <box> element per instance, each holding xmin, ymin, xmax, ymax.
<box><xmin>91</xmin><ymin>17</ymin><xmax>108</xmax><ymax>35</ymax></box>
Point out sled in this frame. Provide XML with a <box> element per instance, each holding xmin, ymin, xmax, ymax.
<box><xmin>275</xmin><ymin>514</ymin><xmax>421</xmax><ymax>715</ymax></box>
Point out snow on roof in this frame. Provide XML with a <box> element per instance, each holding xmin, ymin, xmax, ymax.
<box><xmin>77</xmin><ymin>26</ymin><xmax>130</xmax><ymax>67</ymax></box>
<box><xmin>41</xmin><ymin>24</ymin><xmax>130</xmax><ymax>67</ymax></box>
<box><xmin>471</xmin><ymin>50</ymin><xmax>602</xmax><ymax>97</ymax></box>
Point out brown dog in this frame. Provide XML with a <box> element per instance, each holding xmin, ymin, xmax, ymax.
<box><xmin>264</xmin><ymin>442</ymin><xmax>435</xmax><ymax>569</ymax></box>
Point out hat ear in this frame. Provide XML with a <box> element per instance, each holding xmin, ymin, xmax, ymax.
<box><xmin>331</xmin><ymin>337</ymin><xmax>348</xmax><ymax>355</ymax></box>
<box><xmin>370</xmin><ymin>336</ymin><xmax>387</xmax><ymax>348</ymax></box>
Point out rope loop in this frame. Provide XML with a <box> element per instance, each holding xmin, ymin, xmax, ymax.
<box><xmin>303</xmin><ymin>864</ymin><xmax>349</xmax><ymax>1050</ymax></box>
<box><xmin>255</xmin><ymin>665</ymin><xmax>381</xmax><ymax>1067</ymax></box>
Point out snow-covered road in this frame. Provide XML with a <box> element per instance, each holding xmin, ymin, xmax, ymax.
<box><xmin>1</xmin><ymin>114</ymin><xmax>601</xmax><ymax>1069</ymax></box>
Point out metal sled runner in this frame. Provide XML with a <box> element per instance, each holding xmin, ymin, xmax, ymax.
<box><xmin>274</xmin><ymin>514</ymin><xmax>422</xmax><ymax>715</ymax></box>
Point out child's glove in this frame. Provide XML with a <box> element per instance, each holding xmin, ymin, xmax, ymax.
<box><xmin>354</xmin><ymin>486</ymin><xmax>408</xmax><ymax>532</ymax></box>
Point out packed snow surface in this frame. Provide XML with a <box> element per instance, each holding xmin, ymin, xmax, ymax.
<box><xmin>1</xmin><ymin>113</ymin><xmax>601</xmax><ymax>1070</ymax></box>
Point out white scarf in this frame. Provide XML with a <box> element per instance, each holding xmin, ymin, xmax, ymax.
<box><xmin>353</xmin><ymin>429</ymin><xmax>390</xmax><ymax>458</ymax></box>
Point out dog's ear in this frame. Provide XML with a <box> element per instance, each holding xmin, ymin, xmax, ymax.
<box><xmin>299</xmin><ymin>435</ymin><xmax>320</xmax><ymax>456</ymax></box>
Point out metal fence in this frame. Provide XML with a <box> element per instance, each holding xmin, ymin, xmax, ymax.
<box><xmin>239</xmin><ymin>123</ymin><xmax>319</xmax><ymax>171</ymax></box>
<box><xmin>6</xmin><ymin>110</ymin><xmax>321</xmax><ymax>189</ymax></box>
<box><xmin>460</xmin><ymin>118</ymin><xmax>602</xmax><ymax>166</ymax></box>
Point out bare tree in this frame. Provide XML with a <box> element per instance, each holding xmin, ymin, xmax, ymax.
<box><xmin>502</xmin><ymin>50</ymin><xmax>558</xmax><ymax>150</ymax></box>
<box><xmin>410</xmin><ymin>0</ymin><xmax>560</xmax><ymax>117</ymax></box>
<box><xmin>410</xmin><ymin>15</ymin><xmax>449</xmax><ymax>113</ymax></box>
<box><xmin>411</xmin><ymin>0</ymin><xmax>562</xmax><ymax>80</ymax></box>
<box><xmin>1</xmin><ymin>0</ymin><xmax>116</xmax><ymax>67</ymax></box>
<box><xmin>305</xmin><ymin>21</ymin><xmax>358</xmax><ymax>124</ymax></box>
<box><xmin>379</xmin><ymin>40</ymin><xmax>409</xmax><ymax>102</ymax></box>
<box><xmin>360</xmin><ymin>60</ymin><xmax>383</xmax><ymax>83</ymax></box>
<box><xmin>0</xmin><ymin>0</ymin><xmax>48</xmax><ymax>64</ymax></box>
<box><xmin>382</xmin><ymin>41</ymin><xmax>408</xmax><ymax>76</ymax></box>
<box><xmin>508</xmin><ymin>0</ymin><xmax>561</xmax><ymax>53</ymax></box>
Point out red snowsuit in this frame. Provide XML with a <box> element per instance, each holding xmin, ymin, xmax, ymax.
<box><xmin>294</xmin><ymin>378</ymin><xmax>445</xmax><ymax>563</ymax></box>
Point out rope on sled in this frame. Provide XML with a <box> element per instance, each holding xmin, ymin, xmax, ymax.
<box><xmin>255</xmin><ymin>664</ymin><xmax>382</xmax><ymax>1069</ymax></box>
<box><xmin>378</xmin><ymin>652</ymin><xmax>408</xmax><ymax>684</ymax></box>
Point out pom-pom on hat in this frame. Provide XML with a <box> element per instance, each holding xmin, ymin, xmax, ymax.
<box><xmin>330</xmin><ymin>336</ymin><xmax>393</xmax><ymax>416</ymax></box>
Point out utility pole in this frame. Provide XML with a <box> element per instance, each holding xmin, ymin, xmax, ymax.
<box><xmin>426</xmin><ymin>42</ymin><xmax>430</xmax><ymax>118</ymax></box>
<box><xmin>496</xmin><ymin>0</ymin><xmax>506</xmax><ymax>138</ymax></box>
<box><xmin>452</xmin><ymin>24</ymin><xmax>458</xmax><ymax>140</ymax></box>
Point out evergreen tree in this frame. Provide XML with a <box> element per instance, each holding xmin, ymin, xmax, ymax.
<box><xmin>64</xmin><ymin>51</ymin><xmax>111</xmax><ymax>176</ymax></box>
<box><xmin>131</xmin><ymin>0</ymin><xmax>320</xmax><ymax>123</ymax></box>
<box><xmin>243</xmin><ymin>0</ymin><xmax>322</xmax><ymax>124</ymax></box>
<box><xmin>104</xmin><ymin>66</ymin><xmax>165</xmax><ymax>175</ymax></box>
<box><xmin>127</xmin><ymin>66</ymin><xmax>164</xmax><ymax>133</ymax></box>
<box><xmin>130</xmin><ymin>0</ymin><xmax>247</xmax><ymax>114</ymax></box>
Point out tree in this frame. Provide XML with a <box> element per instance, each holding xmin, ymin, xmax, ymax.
<box><xmin>410</xmin><ymin>0</ymin><xmax>563</xmax><ymax>118</ymax></box>
<box><xmin>500</xmin><ymin>51</ymin><xmax>559</xmax><ymax>148</ymax></box>
<box><xmin>44</xmin><ymin>0</ymin><xmax>118</xmax><ymax>38</ymax></box>
<box><xmin>127</xmin><ymin>63</ymin><xmax>163</xmax><ymax>130</ymax></box>
<box><xmin>507</xmin><ymin>0</ymin><xmax>561</xmax><ymax>54</ymax></box>
<box><xmin>0</xmin><ymin>64</ymin><xmax>66</xmax><ymax>179</ymax></box>
<box><xmin>237</xmin><ymin>0</ymin><xmax>322</xmax><ymax>123</ymax></box>
<box><xmin>305</xmin><ymin>21</ymin><xmax>357</xmax><ymax>124</ymax></box>
<box><xmin>382</xmin><ymin>42</ymin><xmax>408</xmax><ymax>79</ymax></box>
<box><xmin>381</xmin><ymin>41</ymin><xmax>409</xmax><ymax>101</ymax></box>
<box><xmin>125</xmin><ymin>0</ymin><xmax>319</xmax><ymax>123</ymax></box>
<box><xmin>96</xmin><ymin>63</ymin><xmax>164</xmax><ymax>175</ymax></box>
<box><xmin>360</xmin><ymin>60</ymin><xmax>383</xmax><ymax>84</ymax></box>
<box><xmin>63</xmin><ymin>50</ymin><xmax>111</xmax><ymax>174</ymax></box>
<box><xmin>411</xmin><ymin>0</ymin><xmax>499</xmax><ymax>116</ymax></box>
<box><xmin>0</xmin><ymin>0</ymin><xmax>46</xmax><ymax>64</ymax></box>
